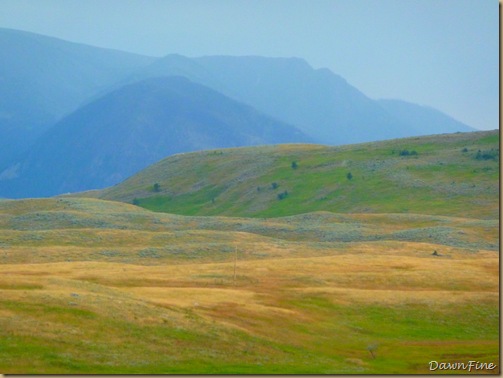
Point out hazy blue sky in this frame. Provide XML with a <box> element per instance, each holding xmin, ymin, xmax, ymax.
<box><xmin>0</xmin><ymin>0</ymin><xmax>498</xmax><ymax>130</ymax></box>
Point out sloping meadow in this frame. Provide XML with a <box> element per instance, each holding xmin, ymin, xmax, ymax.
<box><xmin>92</xmin><ymin>130</ymin><xmax>499</xmax><ymax>220</ymax></box>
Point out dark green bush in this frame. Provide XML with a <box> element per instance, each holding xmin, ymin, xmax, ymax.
<box><xmin>277</xmin><ymin>190</ymin><xmax>288</xmax><ymax>200</ymax></box>
<box><xmin>475</xmin><ymin>149</ymin><xmax>499</xmax><ymax>161</ymax></box>
<box><xmin>399</xmin><ymin>149</ymin><xmax>418</xmax><ymax>156</ymax></box>
<box><xmin>399</xmin><ymin>150</ymin><xmax>409</xmax><ymax>156</ymax></box>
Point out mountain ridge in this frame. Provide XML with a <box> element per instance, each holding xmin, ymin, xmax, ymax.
<box><xmin>125</xmin><ymin>53</ymin><xmax>475</xmax><ymax>144</ymax></box>
<box><xmin>378</xmin><ymin>98</ymin><xmax>476</xmax><ymax>136</ymax></box>
<box><xmin>0</xmin><ymin>76</ymin><xmax>312</xmax><ymax>198</ymax></box>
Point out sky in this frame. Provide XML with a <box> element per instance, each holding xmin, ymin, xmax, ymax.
<box><xmin>0</xmin><ymin>0</ymin><xmax>498</xmax><ymax>130</ymax></box>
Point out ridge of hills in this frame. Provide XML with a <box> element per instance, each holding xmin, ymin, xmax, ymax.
<box><xmin>0</xmin><ymin>76</ymin><xmax>311</xmax><ymax>198</ymax></box>
<box><xmin>84</xmin><ymin>130</ymin><xmax>499</xmax><ymax>219</ymax></box>
<box><xmin>0</xmin><ymin>197</ymin><xmax>497</xmax><ymax>256</ymax></box>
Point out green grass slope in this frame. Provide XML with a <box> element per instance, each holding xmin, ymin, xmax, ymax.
<box><xmin>87</xmin><ymin>130</ymin><xmax>499</xmax><ymax>219</ymax></box>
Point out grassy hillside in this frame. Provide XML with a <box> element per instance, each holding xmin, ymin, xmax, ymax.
<box><xmin>88</xmin><ymin>130</ymin><xmax>499</xmax><ymax>219</ymax></box>
<box><xmin>0</xmin><ymin>197</ymin><xmax>499</xmax><ymax>373</ymax></box>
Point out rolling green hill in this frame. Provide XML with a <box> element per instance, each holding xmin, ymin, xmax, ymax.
<box><xmin>0</xmin><ymin>197</ymin><xmax>497</xmax><ymax>265</ymax></box>
<box><xmin>86</xmin><ymin>130</ymin><xmax>499</xmax><ymax>219</ymax></box>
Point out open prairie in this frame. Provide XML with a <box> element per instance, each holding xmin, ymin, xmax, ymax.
<box><xmin>0</xmin><ymin>184</ymin><xmax>499</xmax><ymax>373</ymax></box>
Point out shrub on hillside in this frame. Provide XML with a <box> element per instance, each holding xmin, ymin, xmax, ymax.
<box><xmin>475</xmin><ymin>149</ymin><xmax>499</xmax><ymax>161</ymax></box>
<box><xmin>277</xmin><ymin>190</ymin><xmax>288</xmax><ymax>200</ymax></box>
<box><xmin>399</xmin><ymin>149</ymin><xmax>418</xmax><ymax>156</ymax></box>
<box><xmin>138</xmin><ymin>248</ymin><xmax>162</xmax><ymax>258</ymax></box>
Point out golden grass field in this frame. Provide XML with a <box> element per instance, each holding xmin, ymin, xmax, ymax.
<box><xmin>0</xmin><ymin>197</ymin><xmax>499</xmax><ymax>374</ymax></box>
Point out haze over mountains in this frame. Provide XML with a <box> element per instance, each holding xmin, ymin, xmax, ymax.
<box><xmin>131</xmin><ymin>54</ymin><xmax>410</xmax><ymax>145</ymax></box>
<box><xmin>0</xmin><ymin>76</ymin><xmax>310</xmax><ymax>198</ymax></box>
<box><xmin>0</xmin><ymin>28</ymin><xmax>476</xmax><ymax>198</ymax></box>
<box><xmin>0</xmin><ymin>28</ymin><xmax>154</xmax><ymax>166</ymax></box>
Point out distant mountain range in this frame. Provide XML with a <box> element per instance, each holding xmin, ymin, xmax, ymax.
<box><xmin>0</xmin><ymin>28</ymin><xmax>476</xmax><ymax>198</ymax></box>
<box><xmin>153</xmin><ymin>54</ymin><xmax>411</xmax><ymax>144</ymax></box>
<box><xmin>116</xmin><ymin>54</ymin><xmax>475</xmax><ymax>144</ymax></box>
<box><xmin>0</xmin><ymin>76</ymin><xmax>310</xmax><ymax>198</ymax></box>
